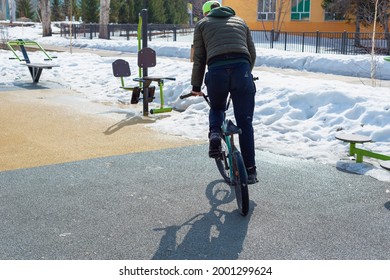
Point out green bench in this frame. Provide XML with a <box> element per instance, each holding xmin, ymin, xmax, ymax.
<box><xmin>336</xmin><ymin>133</ymin><xmax>390</xmax><ymax>169</ymax></box>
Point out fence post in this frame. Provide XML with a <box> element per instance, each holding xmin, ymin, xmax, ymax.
<box><xmin>354</xmin><ymin>31</ymin><xmax>360</xmax><ymax>48</ymax></box>
<box><xmin>107</xmin><ymin>24</ymin><xmax>110</xmax><ymax>40</ymax></box>
<box><xmin>141</xmin><ymin>9</ymin><xmax>150</xmax><ymax>116</ymax></box>
<box><xmin>270</xmin><ymin>29</ymin><xmax>274</xmax><ymax>49</ymax></box>
<box><xmin>89</xmin><ymin>24</ymin><xmax>93</xmax><ymax>39</ymax></box>
<box><xmin>284</xmin><ymin>32</ymin><xmax>287</xmax><ymax>51</ymax></box>
<box><xmin>302</xmin><ymin>32</ymin><xmax>305</xmax><ymax>52</ymax></box>
<box><xmin>315</xmin><ymin>30</ymin><xmax>319</xmax><ymax>53</ymax></box>
<box><xmin>342</xmin><ymin>31</ymin><xmax>347</xmax><ymax>55</ymax></box>
<box><xmin>173</xmin><ymin>25</ymin><xmax>177</xmax><ymax>41</ymax></box>
<box><xmin>386</xmin><ymin>32</ymin><xmax>390</xmax><ymax>55</ymax></box>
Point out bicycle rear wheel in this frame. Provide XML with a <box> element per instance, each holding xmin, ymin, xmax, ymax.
<box><xmin>215</xmin><ymin>137</ymin><xmax>231</xmax><ymax>184</ymax></box>
<box><xmin>232</xmin><ymin>149</ymin><xmax>249</xmax><ymax>216</ymax></box>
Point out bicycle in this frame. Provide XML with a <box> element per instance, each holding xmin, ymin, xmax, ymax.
<box><xmin>180</xmin><ymin>92</ymin><xmax>250</xmax><ymax>216</ymax></box>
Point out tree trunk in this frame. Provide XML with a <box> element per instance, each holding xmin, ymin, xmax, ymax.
<box><xmin>354</xmin><ymin>0</ymin><xmax>363</xmax><ymax>47</ymax></box>
<box><xmin>377</xmin><ymin>0</ymin><xmax>390</xmax><ymax>54</ymax></box>
<box><xmin>99</xmin><ymin>0</ymin><xmax>111</xmax><ymax>39</ymax></box>
<box><xmin>40</xmin><ymin>0</ymin><xmax>52</xmax><ymax>37</ymax></box>
<box><xmin>274</xmin><ymin>0</ymin><xmax>290</xmax><ymax>41</ymax></box>
<box><xmin>370</xmin><ymin>0</ymin><xmax>379</xmax><ymax>86</ymax></box>
<box><xmin>8</xmin><ymin>0</ymin><xmax>16</xmax><ymax>22</ymax></box>
<box><xmin>0</xmin><ymin>0</ymin><xmax>6</xmax><ymax>20</ymax></box>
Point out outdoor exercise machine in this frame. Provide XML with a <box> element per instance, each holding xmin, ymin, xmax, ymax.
<box><xmin>335</xmin><ymin>133</ymin><xmax>390</xmax><ymax>170</ymax></box>
<box><xmin>7</xmin><ymin>39</ymin><xmax>59</xmax><ymax>83</ymax></box>
<box><xmin>112</xmin><ymin>9</ymin><xmax>175</xmax><ymax>116</ymax></box>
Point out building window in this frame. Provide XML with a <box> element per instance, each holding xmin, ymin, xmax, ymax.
<box><xmin>291</xmin><ymin>0</ymin><xmax>310</xmax><ymax>21</ymax></box>
<box><xmin>257</xmin><ymin>0</ymin><xmax>276</xmax><ymax>21</ymax></box>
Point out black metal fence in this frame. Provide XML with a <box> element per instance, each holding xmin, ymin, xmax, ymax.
<box><xmin>58</xmin><ymin>23</ymin><xmax>390</xmax><ymax>56</ymax></box>
<box><xmin>251</xmin><ymin>30</ymin><xmax>390</xmax><ymax>55</ymax></box>
<box><xmin>59</xmin><ymin>23</ymin><xmax>193</xmax><ymax>42</ymax></box>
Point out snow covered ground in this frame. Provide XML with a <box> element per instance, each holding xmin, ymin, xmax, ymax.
<box><xmin>2</xmin><ymin>22</ymin><xmax>390</xmax><ymax>182</ymax></box>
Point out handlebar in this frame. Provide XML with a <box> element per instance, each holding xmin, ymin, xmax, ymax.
<box><xmin>180</xmin><ymin>76</ymin><xmax>258</xmax><ymax>103</ymax></box>
<box><xmin>180</xmin><ymin>92</ymin><xmax>210</xmax><ymax>106</ymax></box>
<box><xmin>179</xmin><ymin>92</ymin><xmax>204</xmax><ymax>99</ymax></box>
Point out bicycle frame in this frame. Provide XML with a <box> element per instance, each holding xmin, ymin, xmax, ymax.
<box><xmin>221</xmin><ymin>113</ymin><xmax>236</xmax><ymax>183</ymax></box>
<box><xmin>179</xmin><ymin>92</ymin><xmax>241</xmax><ymax>178</ymax></box>
<box><xmin>204</xmin><ymin>93</ymin><xmax>241</xmax><ymax>185</ymax></box>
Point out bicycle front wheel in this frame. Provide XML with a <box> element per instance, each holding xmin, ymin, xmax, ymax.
<box><xmin>232</xmin><ymin>149</ymin><xmax>249</xmax><ymax>216</ymax></box>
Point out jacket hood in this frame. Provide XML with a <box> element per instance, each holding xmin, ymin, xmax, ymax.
<box><xmin>207</xmin><ymin>6</ymin><xmax>236</xmax><ymax>18</ymax></box>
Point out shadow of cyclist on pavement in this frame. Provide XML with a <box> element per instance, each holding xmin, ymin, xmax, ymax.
<box><xmin>152</xmin><ymin>180</ymin><xmax>256</xmax><ymax>259</ymax></box>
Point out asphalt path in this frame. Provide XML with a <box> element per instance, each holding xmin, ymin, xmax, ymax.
<box><xmin>1</xmin><ymin>145</ymin><xmax>389</xmax><ymax>260</ymax></box>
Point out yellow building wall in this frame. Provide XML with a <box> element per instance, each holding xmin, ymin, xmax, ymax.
<box><xmin>221</xmin><ymin>0</ymin><xmax>376</xmax><ymax>32</ymax></box>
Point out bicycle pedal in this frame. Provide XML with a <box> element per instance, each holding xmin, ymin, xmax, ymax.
<box><xmin>209</xmin><ymin>152</ymin><xmax>220</xmax><ymax>158</ymax></box>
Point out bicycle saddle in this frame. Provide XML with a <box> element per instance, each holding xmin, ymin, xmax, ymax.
<box><xmin>225</xmin><ymin>120</ymin><xmax>242</xmax><ymax>135</ymax></box>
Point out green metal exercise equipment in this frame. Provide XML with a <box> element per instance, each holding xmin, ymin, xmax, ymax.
<box><xmin>112</xmin><ymin>9</ymin><xmax>175</xmax><ymax>116</ymax></box>
<box><xmin>133</xmin><ymin>46</ymin><xmax>175</xmax><ymax>114</ymax></box>
<box><xmin>336</xmin><ymin>133</ymin><xmax>390</xmax><ymax>166</ymax></box>
<box><xmin>7</xmin><ymin>39</ymin><xmax>59</xmax><ymax>83</ymax></box>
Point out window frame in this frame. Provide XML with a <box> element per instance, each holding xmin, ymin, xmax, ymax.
<box><xmin>257</xmin><ymin>0</ymin><xmax>276</xmax><ymax>21</ymax></box>
<box><xmin>291</xmin><ymin>0</ymin><xmax>311</xmax><ymax>21</ymax></box>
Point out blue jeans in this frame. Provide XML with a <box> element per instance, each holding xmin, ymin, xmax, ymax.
<box><xmin>204</xmin><ymin>62</ymin><xmax>256</xmax><ymax>168</ymax></box>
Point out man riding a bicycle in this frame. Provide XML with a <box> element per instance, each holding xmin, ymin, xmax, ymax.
<box><xmin>191</xmin><ymin>1</ymin><xmax>258</xmax><ymax>184</ymax></box>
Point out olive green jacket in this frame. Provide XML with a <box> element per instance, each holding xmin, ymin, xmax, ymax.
<box><xmin>191</xmin><ymin>6</ymin><xmax>257</xmax><ymax>91</ymax></box>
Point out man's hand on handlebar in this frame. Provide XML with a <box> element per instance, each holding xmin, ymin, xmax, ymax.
<box><xmin>180</xmin><ymin>91</ymin><xmax>206</xmax><ymax>99</ymax></box>
<box><xmin>179</xmin><ymin>91</ymin><xmax>210</xmax><ymax>105</ymax></box>
<box><xmin>191</xmin><ymin>91</ymin><xmax>204</xmax><ymax>96</ymax></box>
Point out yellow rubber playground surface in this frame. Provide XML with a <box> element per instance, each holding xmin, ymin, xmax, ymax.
<box><xmin>0</xmin><ymin>88</ymin><xmax>203</xmax><ymax>171</ymax></box>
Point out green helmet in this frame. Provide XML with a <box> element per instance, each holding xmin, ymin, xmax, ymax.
<box><xmin>202</xmin><ymin>1</ymin><xmax>221</xmax><ymax>15</ymax></box>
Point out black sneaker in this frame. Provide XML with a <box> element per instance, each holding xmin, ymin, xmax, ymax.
<box><xmin>247</xmin><ymin>166</ymin><xmax>258</xmax><ymax>184</ymax></box>
<box><xmin>209</xmin><ymin>132</ymin><xmax>221</xmax><ymax>158</ymax></box>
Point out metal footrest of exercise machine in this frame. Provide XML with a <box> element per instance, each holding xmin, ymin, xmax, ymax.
<box><xmin>130</xmin><ymin>86</ymin><xmax>155</xmax><ymax>104</ymax></box>
<box><xmin>150</xmin><ymin>107</ymin><xmax>173</xmax><ymax>114</ymax></box>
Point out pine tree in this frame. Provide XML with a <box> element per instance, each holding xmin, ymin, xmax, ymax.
<box><xmin>164</xmin><ymin>0</ymin><xmax>188</xmax><ymax>24</ymax></box>
<box><xmin>16</xmin><ymin>0</ymin><xmax>34</xmax><ymax>19</ymax></box>
<box><xmin>62</xmin><ymin>0</ymin><xmax>80</xmax><ymax>21</ymax></box>
<box><xmin>109</xmin><ymin>0</ymin><xmax>121</xmax><ymax>23</ymax></box>
<box><xmin>116</xmin><ymin>0</ymin><xmax>137</xmax><ymax>23</ymax></box>
<box><xmin>81</xmin><ymin>0</ymin><xmax>99</xmax><ymax>22</ymax></box>
<box><xmin>51</xmin><ymin>0</ymin><xmax>63</xmax><ymax>21</ymax></box>
<box><xmin>62</xmin><ymin>0</ymin><xmax>70</xmax><ymax>20</ymax></box>
<box><xmin>148</xmin><ymin>0</ymin><xmax>166</xmax><ymax>24</ymax></box>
